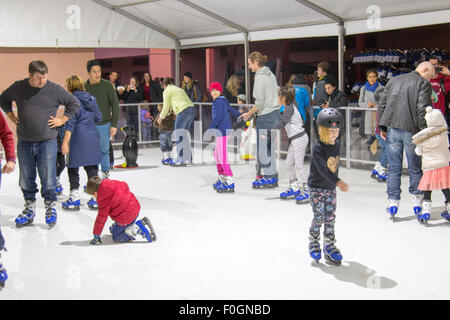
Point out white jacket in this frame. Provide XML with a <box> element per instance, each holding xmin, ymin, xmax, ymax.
<box><xmin>413</xmin><ymin>107</ymin><xmax>450</xmax><ymax>171</ymax></box>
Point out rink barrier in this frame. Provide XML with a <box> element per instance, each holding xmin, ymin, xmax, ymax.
<box><xmin>1</xmin><ymin>104</ymin><xmax>379</xmax><ymax>169</ymax></box>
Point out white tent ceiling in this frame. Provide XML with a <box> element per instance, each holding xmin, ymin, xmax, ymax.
<box><xmin>0</xmin><ymin>0</ymin><xmax>449</xmax><ymax>49</ymax></box>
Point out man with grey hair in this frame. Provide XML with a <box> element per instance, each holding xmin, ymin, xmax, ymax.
<box><xmin>377</xmin><ymin>61</ymin><xmax>434</xmax><ymax>220</ymax></box>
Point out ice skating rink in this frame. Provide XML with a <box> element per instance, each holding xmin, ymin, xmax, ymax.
<box><xmin>0</xmin><ymin>146</ymin><xmax>449</xmax><ymax>300</ymax></box>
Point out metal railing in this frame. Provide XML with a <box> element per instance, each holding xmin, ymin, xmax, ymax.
<box><xmin>1</xmin><ymin>103</ymin><xmax>381</xmax><ymax>169</ymax></box>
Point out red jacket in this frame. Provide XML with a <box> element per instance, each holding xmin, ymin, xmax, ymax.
<box><xmin>430</xmin><ymin>73</ymin><xmax>450</xmax><ymax>115</ymax></box>
<box><xmin>93</xmin><ymin>179</ymin><xmax>140</xmax><ymax>236</ymax></box>
<box><xmin>0</xmin><ymin>111</ymin><xmax>15</xmax><ymax>163</ymax></box>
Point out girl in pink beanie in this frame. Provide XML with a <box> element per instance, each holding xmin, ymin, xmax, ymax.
<box><xmin>209</xmin><ymin>82</ymin><xmax>242</xmax><ymax>193</ymax></box>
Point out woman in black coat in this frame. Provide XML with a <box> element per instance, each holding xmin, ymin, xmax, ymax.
<box><xmin>121</xmin><ymin>76</ymin><xmax>144</xmax><ymax>134</ymax></box>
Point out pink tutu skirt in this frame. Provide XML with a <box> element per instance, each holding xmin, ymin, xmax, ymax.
<box><xmin>418</xmin><ymin>165</ymin><xmax>450</xmax><ymax>191</ymax></box>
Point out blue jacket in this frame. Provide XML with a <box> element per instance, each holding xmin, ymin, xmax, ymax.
<box><xmin>209</xmin><ymin>96</ymin><xmax>241</xmax><ymax>136</ymax></box>
<box><xmin>65</xmin><ymin>91</ymin><xmax>103</xmax><ymax>168</ymax></box>
<box><xmin>293</xmin><ymin>85</ymin><xmax>310</xmax><ymax>121</ymax></box>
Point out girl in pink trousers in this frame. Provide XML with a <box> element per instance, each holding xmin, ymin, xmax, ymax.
<box><xmin>413</xmin><ymin>106</ymin><xmax>450</xmax><ymax>224</ymax></box>
<box><xmin>209</xmin><ymin>82</ymin><xmax>242</xmax><ymax>193</ymax></box>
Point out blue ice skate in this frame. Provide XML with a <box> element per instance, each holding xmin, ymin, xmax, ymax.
<box><xmin>309</xmin><ymin>239</ymin><xmax>321</xmax><ymax>262</ymax></box>
<box><xmin>56</xmin><ymin>184</ymin><xmax>63</xmax><ymax>196</ymax></box>
<box><xmin>170</xmin><ymin>160</ymin><xmax>187</xmax><ymax>167</ymax></box>
<box><xmin>252</xmin><ymin>177</ymin><xmax>264</xmax><ymax>189</ymax></box>
<box><xmin>62</xmin><ymin>198</ymin><xmax>81</xmax><ymax>211</ymax></box>
<box><xmin>87</xmin><ymin>198</ymin><xmax>98</xmax><ymax>210</ymax></box>
<box><xmin>255</xmin><ymin>178</ymin><xmax>278</xmax><ymax>189</ymax></box>
<box><xmin>135</xmin><ymin>217</ymin><xmax>157</xmax><ymax>242</ymax></box>
<box><xmin>442</xmin><ymin>210</ymin><xmax>450</xmax><ymax>221</ymax></box>
<box><xmin>387</xmin><ymin>199</ymin><xmax>399</xmax><ymax>222</ymax></box>
<box><xmin>296</xmin><ymin>189</ymin><xmax>310</xmax><ymax>204</ymax></box>
<box><xmin>323</xmin><ymin>243</ymin><xmax>343</xmax><ymax>265</ymax></box>
<box><xmin>417</xmin><ymin>212</ymin><xmax>430</xmax><ymax>224</ymax></box>
<box><xmin>45</xmin><ymin>201</ymin><xmax>57</xmax><ymax>228</ymax></box>
<box><xmin>15</xmin><ymin>200</ymin><xmax>36</xmax><ymax>228</ymax></box>
<box><xmin>161</xmin><ymin>158</ymin><xmax>173</xmax><ymax>166</ymax></box>
<box><xmin>212</xmin><ymin>178</ymin><xmax>222</xmax><ymax>190</ymax></box>
<box><xmin>0</xmin><ymin>265</ymin><xmax>7</xmax><ymax>289</ymax></box>
<box><xmin>280</xmin><ymin>188</ymin><xmax>300</xmax><ymax>200</ymax></box>
<box><xmin>216</xmin><ymin>181</ymin><xmax>235</xmax><ymax>193</ymax></box>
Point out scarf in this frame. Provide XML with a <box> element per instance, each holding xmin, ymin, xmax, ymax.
<box><xmin>364</xmin><ymin>81</ymin><xmax>379</xmax><ymax>93</ymax></box>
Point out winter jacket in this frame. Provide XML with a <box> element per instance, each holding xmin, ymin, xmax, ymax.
<box><xmin>65</xmin><ymin>91</ymin><xmax>103</xmax><ymax>168</ymax></box>
<box><xmin>253</xmin><ymin>66</ymin><xmax>280</xmax><ymax>116</ymax></box>
<box><xmin>153</xmin><ymin>111</ymin><xmax>175</xmax><ymax>132</ymax></box>
<box><xmin>121</xmin><ymin>87</ymin><xmax>144</xmax><ymax>115</ymax></box>
<box><xmin>413</xmin><ymin>106</ymin><xmax>450</xmax><ymax>171</ymax></box>
<box><xmin>278</xmin><ymin>103</ymin><xmax>306</xmax><ymax>140</ymax></box>
<box><xmin>140</xmin><ymin>109</ymin><xmax>152</xmax><ymax>127</ymax></box>
<box><xmin>0</xmin><ymin>110</ymin><xmax>16</xmax><ymax>165</ymax></box>
<box><xmin>292</xmin><ymin>84</ymin><xmax>311</xmax><ymax>122</ymax></box>
<box><xmin>210</xmin><ymin>96</ymin><xmax>241</xmax><ymax>137</ymax></box>
<box><xmin>161</xmin><ymin>85</ymin><xmax>194</xmax><ymax>119</ymax></box>
<box><xmin>327</xmin><ymin>90</ymin><xmax>348</xmax><ymax>109</ymax></box>
<box><xmin>139</xmin><ymin>82</ymin><xmax>163</xmax><ymax>103</ymax></box>
<box><xmin>314</xmin><ymin>74</ymin><xmax>335</xmax><ymax>106</ymax></box>
<box><xmin>93</xmin><ymin>179</ymin><xmax>140</xmax><ymax>236</ymax></box>
<box><xmin>358</xmin><ymin>83</ymin><xmax>384</xmax><ymax>135</ymax></box>
<box><xmin>378</xmin><ymin>71</ymin><xmax>432</xmax><ymax>134</ymax></box>
<box><xmin>182</xmin><ymin>80</ymin><xmax>202</xmax><ymax>103</ymax></box>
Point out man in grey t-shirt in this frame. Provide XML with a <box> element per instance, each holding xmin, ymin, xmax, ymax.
<box><xmin>0</xmin><ymin>60</ymin><xmax>79</xmax><ymax>229</ymax></box>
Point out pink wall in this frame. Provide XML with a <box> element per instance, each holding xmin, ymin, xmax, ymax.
<box><xmin>0</xmin><ymin>47</ymin><xmax>96</xmax><ymax>147</ymax></box>
<box><xmin>99</xmin><ymin>56</ymin><xmax>150</xmax><ymax>86</ymax></box>
<box><xmin>95</xmin><ymin>48</ymin><xmax>150</xmax><ymax>60</ymax></box>
<box><xmin>150</xmin><ymin>49</ymin><xmax>174</xmax><ymax>79</ymax></box>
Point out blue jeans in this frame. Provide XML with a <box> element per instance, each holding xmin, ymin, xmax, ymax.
<box><xmin>256</xmin><ymin>110</ymin><xmax>279</xmax><ymax>179</ymax></box>
<box><xmin>17</xmin><ymin>139</ymin><xmax>57</xmax><ymax>202</ymax></box>
<box><xmin>96</xmin><ymin>123</ymin><xmax>111</xmax><ymax>172</ymax></box>
<box><xmin>159</xmin><ymin>131</ymin><xmax>173</xmax><ymax>152</ymax></box>
<box><xmin>375</xmin><ymin>133</ymin><xmax>388</xmax><ymax>168</ymax></box>
<box><xmin>173</xmin><ymin>106</ymin><xmax>195</xmax><ymax>161</ymax></box>
<box><xmin>110</xmin><ymin>219</ymin><xmax>136</xmax><ymax>242</ymax></box>
<box><xmin>386</xmin><ymin>128</ymin><xmax>423</xmax><ymax>200</ymax></box>
<box><xmin>141</xmin><ymin>125</ymin><xmax>151</xmax><ymax>141</ymax></box>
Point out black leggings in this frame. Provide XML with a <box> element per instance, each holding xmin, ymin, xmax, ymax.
<box><xmin>56</xmin><ymin>152</ymin><xmax>66</xmax><ymax>177</ymax></box>
<box><xmin>68</xmin><ymin>165</ymin><xmax>98</xmax><ymax>191</ymax></box>
<box><xmin>423</xmin><ymin>189</ymin><xmax>450</xmax><ymax>203</ymax></box>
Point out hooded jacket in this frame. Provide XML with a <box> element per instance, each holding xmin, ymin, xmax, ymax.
<box><xmin>278</xmin><ymin>103</ymin><xmax>306</xmax><ymax>140</ymax></box>
<box><xmin>65</xmin><ymin>90</ymin><xmax>103</xmax><ymax>168</ymax></box>
<box><xmin>413</xmin><ymin>106</ymin><xmax>450</xmax><ymax>171</ymax></box>
<box><xmin>93</xmin><ymin>179</ymin><xmax>141</xmax><ymax>236</ymax></box>
<box><xmin>378</xmin><ymin>71</ymin><xmax>432</xmax><ymax>134</ymax></box>
<box><xmin>253</xmin><ymin>66</ymin><xmax>280</xmax><ymax>116</ymax></box>
<box><xmin>210</xmin><ymin>96</ymin><xmax>241</xmax><ymax>136</ymax></box>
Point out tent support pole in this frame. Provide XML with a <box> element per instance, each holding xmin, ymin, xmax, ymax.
<box><xmin>244</xmin><ymin>33</ymin><xmax>250</xmax><ymax>103</ymax></box>
<box><xmin>338</xmin><ymin>23</ymin><xmax>345</xmax><ymax>92</ymax></box>
<box><xmin>175</xmin><ymin>40</ymin><xmax>181</xmax><ymax>87</ymax></box>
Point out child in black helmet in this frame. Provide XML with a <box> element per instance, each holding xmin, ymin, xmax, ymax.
<box><xmin>308</xmin><ymin>108</ymin><xmax>349</xmax><ymax>265</ymax></box>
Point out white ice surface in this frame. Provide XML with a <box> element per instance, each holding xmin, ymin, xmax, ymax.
<box><xmin>0</xmin><ymin>147</ymin><xmax>449</xmax><ymax>300</ymax></box>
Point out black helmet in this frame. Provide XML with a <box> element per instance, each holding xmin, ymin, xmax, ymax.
<box><xmin>316</xmin><ymin>108</ymin><xmax>344</xmax><ymax>128</ymax></box>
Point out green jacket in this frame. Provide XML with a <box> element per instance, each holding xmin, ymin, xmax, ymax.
<box><xmin>85</xmin><ymin>79</ymin><xmax>120</xmax><ymax>127</ymax></box>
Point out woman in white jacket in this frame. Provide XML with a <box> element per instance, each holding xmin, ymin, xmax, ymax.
<box><xmin>413</xmin><ymin>106</ymin><xmax>450</xmax><ymax>224</ymax></box>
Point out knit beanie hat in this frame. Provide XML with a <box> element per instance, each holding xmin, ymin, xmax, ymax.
<box><xmin>184</xmin><ymin>72</ymin><xmax>193</xmax><ymax>79</ymax></box>
<box><xmin>209</xmin><ymin>82</ymin><xmax>223</xmax><ymax>93</ymax></box>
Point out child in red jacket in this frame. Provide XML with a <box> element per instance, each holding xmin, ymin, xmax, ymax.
<box><xmin>0</xmin><ymin>110</ymin><xmax>16</xmax><ymax>288</ymax></box>
<box><xmin>85</xmin><ymin>176</ymin><xmax>156</xmax><ymax>244</ymax></box>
